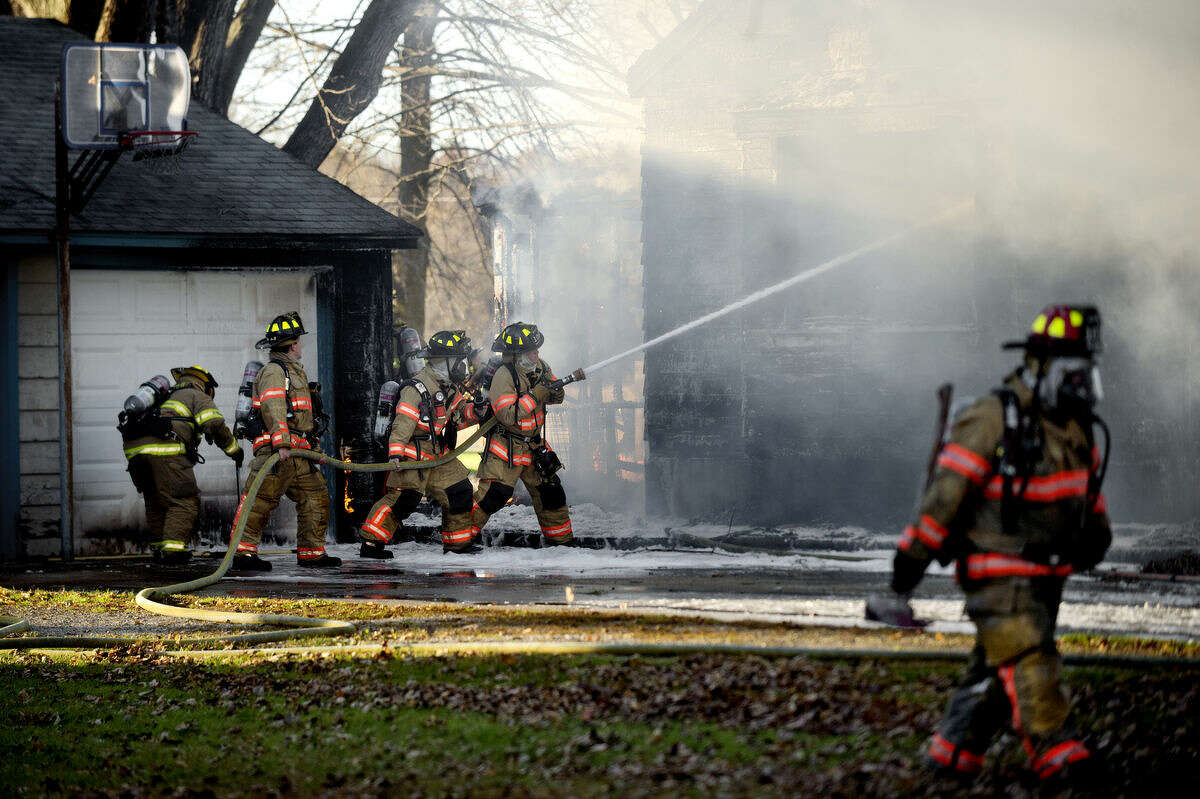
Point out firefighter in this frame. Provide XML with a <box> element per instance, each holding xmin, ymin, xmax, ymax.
<box><xmin>359</xmin><ymin>330</ymin><xmax>489</xmax><ymax>556</ymax></box>
<box><xmin>122</xmin><ymin>365</ymin><xmax>243</xmax><ymax>564</ymax></box>
<box><xmin>867</xmin><ymin>305</ymin><xmax>1111</xmax><ymax>785</ymax></box>
<box><xmin>231</xmin><ymin>312</ymin><xmax>338</xmax><ymax>571</ymax></box>
<box><xmin>471</xmin><ymin>322</ymin><xmax>574</xmax><ymax>546</ymax></box>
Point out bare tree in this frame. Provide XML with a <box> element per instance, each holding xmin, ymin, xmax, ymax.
<box><xmin>5</xmin><ymin>0</ymin><xmax>264</xmax><ymax>113</ymax></box>
<box><xmin>212</xmin><ymin>0</ymin><xmax>273</xmax><ymax>115</ymax></box>
<box><xmin>281</xmin><ymin>0</ymin><xmax>418</xmax><ymax>168</ymax></box>
<box><xmin>7</xmin><ymin>0</ymin><xmax>700</xmax><ymax>327</ymax></box>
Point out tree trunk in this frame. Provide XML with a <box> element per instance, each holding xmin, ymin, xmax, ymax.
<box><xmin>281</xmin><ymin>0</ymin><xmax>416</xmax><ymax>169</ymax></box>
<box><xmin>94</xmin><ymin>0</ymin><xmax>153</xmax><ymax>42</ymax></box>
<box><xmin>67</xmin><ymin>0</ymin><xmax>104</xmax><ymax>37</ymax></box>
<box><xmin>180</xmin><ymin>0</ymin><xmax>235</xmax><ymax>110</ymax></box>
<box><xmin>393</xmin><ymin>0</ymin><xmax>437</xmax><ymax>334</ymax></box>
<box><xmin>211</xmin><ymin>0</ymin><xmax>272</xmax><ymax>116</ymax></box>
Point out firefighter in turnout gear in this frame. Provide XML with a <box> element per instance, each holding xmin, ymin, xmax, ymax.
<box><xmin>122</xmin><ymin>366</ymin><xmax>243</xmax><ymax>564</ymax></box>
<box><xmin>867</xmin><ymin>305</ymin><xmax>1111</xmax><ymax>786</ymax></box>
<box><xmin>359</xmin><ymin>330</ymin><xmax>489</xmax><ymax>555</ymax></box>
<box><xmin>471</xmin><ymin>323</ymin><xmax>574</xmax><ymax>545</ymax></box>
<box><xmin>231</xmin><ymin>312</ymin><xmax>337</xmax><ymax>571</ymax></box>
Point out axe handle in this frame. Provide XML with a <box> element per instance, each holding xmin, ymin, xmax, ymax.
<box><xmin>924</xmin><ymin>383</ymin><xmax>954</xmax><ymax>492</ymax></box>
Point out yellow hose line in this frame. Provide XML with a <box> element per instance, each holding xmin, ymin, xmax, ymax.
<box><xmin>16</xmin><ymin>638</ymin><xmax>1194</xmax><ymax>669</ymax></box>
<box><xmin>0</xmin><ymin>420</ymin><xmax>497</xmax><ymax>651</ymax></box>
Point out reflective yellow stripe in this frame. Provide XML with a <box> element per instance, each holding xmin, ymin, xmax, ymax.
<box><xmin>160</xmin><ymin>400</ymin><xmax>191</xmax><ymax>417</ymax></box>
<box><xmin>195</xmin><ymin>408</ymin><xmax>224</xmax><ymax>425</ymax></box>
<box><xmin>124</xmin><ymin>442</ymin><xmax>188</xmax><ymax>458</ymax></box>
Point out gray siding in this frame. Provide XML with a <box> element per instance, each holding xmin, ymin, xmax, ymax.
<box><xmin>18</xmin><ymin>254</ymin><xmax>61</xmax><ymax>555</ymax></box>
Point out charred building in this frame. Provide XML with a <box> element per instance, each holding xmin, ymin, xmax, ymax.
<box><xmin>630</xmin><ymin>0</ymin><xmax>1200</xmax><ymax>528</ymax></box>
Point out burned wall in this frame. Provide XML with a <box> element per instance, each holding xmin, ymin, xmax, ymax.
<box><xmin>636</xmin><ymin>0</ymin><xmax>1200</xmax><ymax>528</ymax></box>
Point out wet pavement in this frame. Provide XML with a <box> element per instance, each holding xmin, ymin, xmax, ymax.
<box><xmin>4</xmin><ymin>540</ymin><xmax>1198</xmax><ymax>641</ymax></box>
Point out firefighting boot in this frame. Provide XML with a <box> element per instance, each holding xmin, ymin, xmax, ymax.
<box><xmin>359</xmin><ymin>540</ymin><xmax>395</xmax><ymax>559</ymax></box>
<box><xmin>444</xmin><ymin>542</ymin><xmax>484</xmax><ymax>555</ymax></box>
<box><xmin>159</xmin><ymin>549</ymin><xmax>193</xmax><ymax>565</ymax></box>
<box><xmin>231</xmin><ymin>553</ymin><xmax>273</xmax><ymax>572</ymax></box>
<box><xmin>298</xmin><ymin>553</ymin><xmax>343</xmax><ymax>568</ymax></box>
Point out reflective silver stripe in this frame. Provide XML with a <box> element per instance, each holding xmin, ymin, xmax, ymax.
<box><xmin>195</xmin><ymin>408</ymin><xmax>224</xmax><ymax>425</ymax></box>
<box><xmin>160</xmin><ymin>400</ymin><xmax>191</xmax><ymax>417</ymax></box>
<box><xmin>123</xmin><ymin>442</ymin><xmax>187</xmax><ymax>458</ymax></box>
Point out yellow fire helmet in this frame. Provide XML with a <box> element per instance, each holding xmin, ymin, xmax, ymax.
<box><xmin>256</xmin><ymin>311</ymin><xmax>309</xmax><ymax>350</ymax></box>
<box><xmin>170</xmin><ymin>365</ymin><xmax>218</xmax><ymax>395</ymax></box>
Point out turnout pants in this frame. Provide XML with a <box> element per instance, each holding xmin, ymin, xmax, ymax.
<box><xmin>929</xmin><ymin>577</ymin><xmax>1090</xmax><ymax>781</ymax></box>
<box><xmin>471</xmin><ymin>453</ymin><xmax>572</xmax><ymax>544</ymax></box>
<box><xmin>128</xmin><ymin>454</ymin><xmax>199</xmax><ymax>552</ymax></box>
<box><xmin>233</xmin><ymin>451</ymin><xmax>331</xmax><ymax>561</ymax></box>
<box><xmin>360</xmin><ymin>459</ymin><xmax>475</xmax><ymax>551</ymax></box>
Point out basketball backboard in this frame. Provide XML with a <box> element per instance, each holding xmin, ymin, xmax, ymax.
<box><xmin>60</xmin><ymin>43</ymin><xmax>191</xmax><ymax>151</ymax></box>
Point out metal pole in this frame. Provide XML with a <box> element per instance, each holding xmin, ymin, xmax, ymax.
<box><xmin>54</xmin><ymin>81</ymin><xmax>75</xmax><ymax>562</ymax></box>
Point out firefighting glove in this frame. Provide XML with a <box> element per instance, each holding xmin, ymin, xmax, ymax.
<box><xmin>530</xmin><ymin>382</ymin><xmax>552</xmax><ymax>403</ymax></box>
<box><xmin>865</xmin><ymin>592</ymin><xmax>928</xmax><ymax>629</ymax></box>
<box><xmin>231</xmin><ymin>446</ymin><xmax>245</xmax><ymax>469</ymax></box>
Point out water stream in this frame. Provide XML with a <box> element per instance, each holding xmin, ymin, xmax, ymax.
<box><xmin>582</xmin><ymin>201</ymin><xmax>973</xmax><ymax>375</ymax></box>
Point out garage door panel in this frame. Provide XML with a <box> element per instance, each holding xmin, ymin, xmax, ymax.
<box><xmin>71</xmin><ymin>269</ymin><xmax>322</xmax><ymax>547</ymax></box>
<box><xmin>190</xmin><ymin>275</ymin><xmax>246</xmax><ymax>322</ymax></box>
<box><xmin>75</xmin><ymin>424</ymin><xmax>123</xmax><ymax>467</ymax></box>
<box><xmin>134</xmin><ymin>278</ymin><xmax>187</xmax><ymax>325</ymax></box>
<box><xmin>72</xmin><ymin>279</ymin><xmax>125</xmax><ymax>335</ymax></box>
<box><xmin>257</xmin><ymin>279</ymin><xmax>316</xmax><ymax>318</ymax></box>
<box><xmin>74</xmin><ymin>345</ymin><xmax>128</xmax><ymax>391</ymax></box>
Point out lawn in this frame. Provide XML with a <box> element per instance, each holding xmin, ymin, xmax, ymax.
<box><xmin>0</xmin><ymin>591</ymin><xmax>1196</xmax><ymax>797</ymax></box>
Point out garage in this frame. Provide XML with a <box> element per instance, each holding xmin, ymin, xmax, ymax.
<box><xmin>70</xmin><ymin>269</ymin><xmax>323</xmax><ymax>543</ymax></box>
<box><xmin>2</xmin><ymin>18</ymin><xmax>418</xmax><ymax>559</ymax></box>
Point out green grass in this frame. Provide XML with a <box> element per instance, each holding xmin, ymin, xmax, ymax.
<box><xmin>0</xmin><ymin>657</ymin><xmax>822</xmax><ymax>797</ymax></box>
<box><xmin>0</xmin><ymin>649</ymin><xmax>1194</xmax><ymax>797</ymax></box>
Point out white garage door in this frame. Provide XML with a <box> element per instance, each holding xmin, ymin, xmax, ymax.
<box><xmin>71</xmin><ymin>269</ymin><xmax>323</xmax><ymax>547</ymax></box>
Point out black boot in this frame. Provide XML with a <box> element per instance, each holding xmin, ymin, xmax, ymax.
<box><xmin>298</xmin><ymin>553</ymin><xmax>342</xmax><ymax>568</ymax></box>
<box><xmin>159</xmin><ymin>549</ymin><xmax>193</xmax><ymax>565</ymax></box>
<box><xmin>359</xmin><ymin>540</ymin><xmax>395</xmax><ymax>559</ymax></box>
<box><xmin>231</xmin><ymin>553</ymin><xmax>272</xmax><ymax>572</ymax></box>
<box><xmin>444</xmin><ymin>542</ymin><xmax>484</xmax><ymax>555</ymax></box>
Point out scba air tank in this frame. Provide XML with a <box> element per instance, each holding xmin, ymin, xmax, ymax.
<box><xmin>123</xmin><ymin>375</ymin><xmax>172</xmax><ymax>417</ymax></box>
<box><xmin>373</xmin><ymin>380</ymin><xmax>401</xmax><ymax>441</ymax></box>
<box><xmin>233</xmin><ymin>361</ymin><xmax>263</xmax><ymax>437</ymax></box>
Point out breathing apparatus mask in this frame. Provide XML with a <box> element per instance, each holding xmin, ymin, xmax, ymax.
<box><xmin>1024</xmin><ymin>357</ymin><xmax>1102</xmax><ymax>416</ymax></box>
<box><xmin>516</xmin><ymin>352</ymin><xmax>539</xmax><ymax>373</ymax></box>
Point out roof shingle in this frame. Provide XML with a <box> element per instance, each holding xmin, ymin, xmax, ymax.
<box><xmin>0</xmin><ymin>18</ymin><xmax>420</xmax><ymax>249</ymax></box>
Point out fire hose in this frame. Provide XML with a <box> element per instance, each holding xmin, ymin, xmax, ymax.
<box><xmin>0</xmin><ymin>419</ymin><xmax>498</xmax><ymax>651</ymax></box>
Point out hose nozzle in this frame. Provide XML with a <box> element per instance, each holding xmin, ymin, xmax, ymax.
<box><xmin>551</xmin><ymin>368</ymin><xmax>586</xmax><ymax>390</ymax></box>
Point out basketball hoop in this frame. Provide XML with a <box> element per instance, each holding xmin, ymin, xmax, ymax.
<box><xmin>57</xmin><ymin>43</ymin><xmax>195</xmax><ymax>207</ymax></box>
<box><xmin>119</xmin><ymin>129</ymin><xmax>198</xmax><ymax>171</ymax></box>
